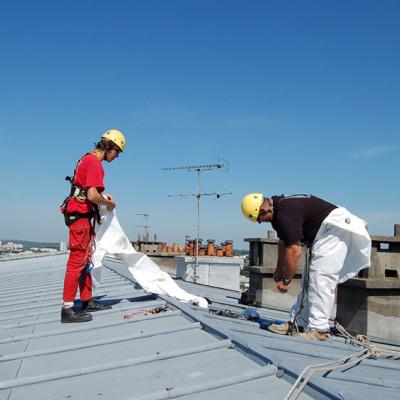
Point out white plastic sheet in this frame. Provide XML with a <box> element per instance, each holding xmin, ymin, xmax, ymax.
<box><xmin>289</xmin><ymin>206</ymin><xmax>371</xmax><ymax>330</ymax></box>
<box><xmin>90</xmin><ymin>206</ymin><xmax>208</xmax><ymax>308</ymax></box>
<box><xmin>321</xmin><ymin>206</ymin><xmax>371</xmax><ymax>283</ymax></box>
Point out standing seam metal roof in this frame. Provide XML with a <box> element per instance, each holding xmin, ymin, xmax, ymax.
<box><xmin>0</xmin><ymin>254</ymin><xmax>399</xmax><ymax>400</ymax></box>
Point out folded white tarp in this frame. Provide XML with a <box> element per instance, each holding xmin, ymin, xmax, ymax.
<box><xmin>321</xmin><ymin>207</ymin><xmax>371</xmax><ymax>283</ymax></box>
<box><xmin>90</xmin><ymin>206</ymin><xmax>208</xmax><ymax>308</ymax></box>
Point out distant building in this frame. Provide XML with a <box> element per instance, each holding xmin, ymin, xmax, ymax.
<box><xmin>0</xmin><ymin>242</ymin><xmax>23</xmax><ymax>254</ymax></box>
<box><xmin>29</xmin><ymin>247</ymin><xmax>58</xmax><ymax>253</ymax></box>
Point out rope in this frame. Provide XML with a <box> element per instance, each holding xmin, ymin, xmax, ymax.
<box><xmin>285</xmin><ymin>322</ymin><xmax>400</xmax><ymax>400</ymax></box>
<box><xmin>284</xmin><ymin>350</ymin><xmax>370</xmax><ymax>400</ymax></box>
<box><xmin>334</xmin><ymin>321</ymin><xmax>400</xmax><ymax>358</ymax></box>
<box><xmin>289</xmin><ymin>247</ymin><xmax>311</xmax><ymax>335</ymax></box>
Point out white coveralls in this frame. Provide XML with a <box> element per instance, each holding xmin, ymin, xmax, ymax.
<box><xmin>90</xmin><ymin>206</ymin><xmax>209</xmax><ymax>308</ymax></box>
<box><xmin>289</xmin><ymin>207</ymin><xmax>371</xmax><ymax>331</ymax></box>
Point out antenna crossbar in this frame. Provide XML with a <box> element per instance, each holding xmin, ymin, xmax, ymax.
<box><xmin>162</xmin><ymin>163</ymin><xmax>224</xmax><ymax>172</ymax></box>
<box><xmin>168</xmin><ymin>192</ymin><xmax>232</xmax><ymax>198</ymax></box>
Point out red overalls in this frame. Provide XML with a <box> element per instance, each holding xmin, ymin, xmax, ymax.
<box><xmin>62</xmin><ymin>153</ymin><xmax>104</xmax><ymax>303</ymax></box>
<box><xmin>63</xmin><ymin>218</ymin><xmax>94</xmax><ymax>302</ymax></box>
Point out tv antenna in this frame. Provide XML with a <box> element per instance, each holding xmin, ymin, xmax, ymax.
<box><xmin>162</xmin><ymin>161</ymin><xmax>231</xmax><ymax>282</ymax></box>
<box><xmin>133</xmin><ymin>212</ymin><xmax>150</xmax><ymax>242</ymax></box>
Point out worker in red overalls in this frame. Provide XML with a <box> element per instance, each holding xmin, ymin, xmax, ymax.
<box><xmin>60</xmin><ymin>129</ymin><xmax>126</xmax><ymax>323</ymax></box>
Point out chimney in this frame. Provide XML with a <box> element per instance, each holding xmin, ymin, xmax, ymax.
<box><xmin>198</xmin><ymin>246</ymin><xmax>206</xmax><ymax>256</ymax></box>
<box><xmin>185</xmin><ymin>238</ymin><xmax>190</xmax><ymax>255</ymax></box>
<box><xmin>189</xmin><ymin>240</ymin><xmax>195</xmax><ymax>256</ymax></box>
<box><xmin>206</xmin><ymin>239</ymin><xmax>216</xmax><ymax>256</ymax></box>
<box><xmin>224</xmin><ymin>240</ymin><xmax>233</xmax><ymax>257</ymax></box>
<box><xmin>216</xmin><ymin>246</ymin><xmax>224</xmax><ymax>257</ymax></box>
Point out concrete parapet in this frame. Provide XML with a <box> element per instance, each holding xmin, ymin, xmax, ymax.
<box><xmin>148</xmin><ymin>254</ymin><xmax>177</xmax><ymax>275</ymax></box>
<box><xmin>245</xmin><ymin>237</ymin><xmax>279</xmax><ymax>268</ymax></box>
<box><xmin>247</xmin><ymin>266</ymin><xmax>303</xmax><ymax>311</ymax></box>
<box><xmin>337</xmin><ymin>277</ymin><xmax>400</xmax><ymax>342</ymax></box>
<box><xmin>176</xmin><ymin>255</ymin><xmax>244</xmax><ymax>291</ymax></box>
<box><xmin>244</xmin><ymin>238</ymin><xmax>308</xmax><ymax>312</ymax></box>
<box><xmin>363</xmin><ymin>235</ymin><xmax>400</xmax><ymax>279</ymax></box>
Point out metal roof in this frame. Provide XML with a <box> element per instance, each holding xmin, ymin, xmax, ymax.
<box><xmin>0</xmin><ymin>254</ymin><xmax>399</xmax><ymax>400</ymax></box>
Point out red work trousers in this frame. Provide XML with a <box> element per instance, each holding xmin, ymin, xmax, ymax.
<box><xmin>63</xmin><ymin>218</ymin><xmax>94</xmax><ymax>302</ymax></box>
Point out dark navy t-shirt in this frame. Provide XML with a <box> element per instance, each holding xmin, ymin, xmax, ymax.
<box><xmin>271</xmin><ymin>194</ymin><xmax>337</xmax><ymax>246</ymax></box>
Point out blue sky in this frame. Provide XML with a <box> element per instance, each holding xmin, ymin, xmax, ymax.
<box><xmin>0</xmin><ymin>1</ymin><xmax>399</xmax><ymax>248</ymax></box>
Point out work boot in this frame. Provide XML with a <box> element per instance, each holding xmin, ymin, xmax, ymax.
<box><xmin>297</xmin><ymin>329</ymin><xmax>330</xmax><ymax>341</ymax></box>
<box><xmin>267</xmin><ymin>321</ymin><xmax>305</xmax><ymax>335</ymax></box>
<box><xmin>267</xmin><ymin>321</ymin><xmax>291</xmax><ymax>335</ymax></box>
<box><xmin>61</xmin><ymin>307</ymin><xmax>92</xmax><ymax>323</ymax></box>
<box><xmin>82</xmin><ymin>298</ymin><xmax>111</xmax><ymax>312</ymax></box>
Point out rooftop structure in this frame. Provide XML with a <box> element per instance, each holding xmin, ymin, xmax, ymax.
<box><xmin>0</xmin><ymin>254</ymin><xmax>399</xmax><ymax>399</ymax></box>
<box><xmin>245</xmin><ymin>225</ymin><xmax>400</xmax><ymax>343</ymax></box>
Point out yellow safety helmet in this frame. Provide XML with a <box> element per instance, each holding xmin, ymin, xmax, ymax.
<box><xmin>241</xmin><ymin>193</ymin><xmax>264</xmax><ymax>222</ymax></box>
<box><xmin>101</xmin><ymin>129</ymin><xmax>126</xmax><ymax>152</ymax></box>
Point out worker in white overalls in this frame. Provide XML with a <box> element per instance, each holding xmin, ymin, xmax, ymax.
<box><xmin>241</xmin><ymin>193</ymin><xmax>371</xmax><ymax>341</ymax></box>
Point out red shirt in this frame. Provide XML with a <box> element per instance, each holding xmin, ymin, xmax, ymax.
<box><xmin>66</xmin><ymin>153</ymin><xmax>105</xmax><ymax>214</ymax></box>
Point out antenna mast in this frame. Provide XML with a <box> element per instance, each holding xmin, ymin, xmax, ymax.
<box><xmin>134</xmin><ymin>212</ymin><xmax>150</xmax><ymax>242</ymax></box>
<box><xmin>162</xmin><ymin>162</ymin><xmax>231</xmax><ymax>282</ymax></box>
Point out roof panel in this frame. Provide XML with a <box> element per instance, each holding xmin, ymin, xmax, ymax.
<box><xmin>1</xmin><ymin>254</ymin><xmax>399</xmax><ymax>400</ymax></box>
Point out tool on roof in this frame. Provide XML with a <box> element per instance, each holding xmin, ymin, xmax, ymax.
<box><xmin>123</xmin><ymin>304</ymin><xmax>171</xmax><ymax>320</ymax></box>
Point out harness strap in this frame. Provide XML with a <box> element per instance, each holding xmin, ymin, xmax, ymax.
<box><xmin>61</xmin><ymin>152</ymin><xmax>101</xmax><ymax>227</ymax></box>
<box><xmin>63</xmin><ymin>211</ymin><xmax>94</xmax><ymax>227</ymax></box>
<box><xmin>66</xmin><ymin>152</ymin><xmax>94</xmax><ymax>201</ymax></box>
<box><xmin>69</xmin><ymin>185</ymin><xmax>87</xmax><ymax>201</ymax></box>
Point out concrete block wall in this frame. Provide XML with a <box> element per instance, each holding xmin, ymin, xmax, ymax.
<box><xmin>336</xmin><ymin>230</ymin><xmax>400</xmax><ymax>342</ymax></box>
<box><xmin>337</xmin><ymin>279</ymin><xmax>400</xmax><ymax>342</ymax></box>
<box><xmin>244</xmin><ymin>237</ymin><xmax>308</xmax><ymax>312</ymax></box>
<box><xmin>364</xmin><ymin>235</ymin><xmax>400</xmax><ymax>279</ymax></box>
